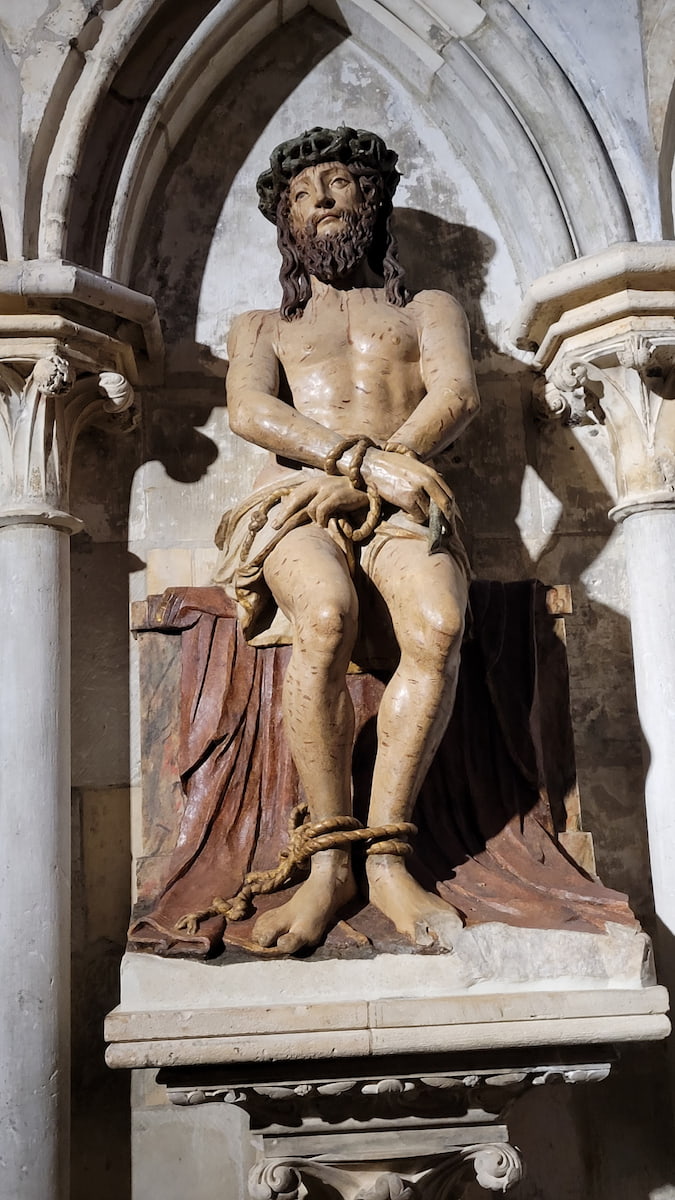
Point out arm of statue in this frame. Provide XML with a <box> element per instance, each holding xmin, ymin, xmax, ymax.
<box><xmin>360</xmin><ymin>292</ymin><xmax>480</xmax><ymax>521</ymax></box>
<box><xmin>393</xmin><ymin>291</ymin><xmax>479</xmax><ymax>454</ymax></box>
<box><xmin>226</xmin><ymin>310</ymin><xmax>355</xmax><ymax>468</ymax></box>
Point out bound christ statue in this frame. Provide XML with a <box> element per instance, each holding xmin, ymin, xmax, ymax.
<box><xmin>212</xmin><ymin>126</ymin><xmax>480</xmax><ymax>955</ymax></box>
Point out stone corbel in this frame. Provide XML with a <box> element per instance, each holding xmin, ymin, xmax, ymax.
<box><xmin>247</xmin><ymin>1147</ymin><xmax>523</xmax><ymax>1200</ymax></box>
<box><xmin>0</xmin><ymin>351</ymin><xmax>134</xmax><ymax>531</ymax></box>
<box><xmin>512</xmin><ymin>242</ymin><xmax>675</xmax><ymax>522</ymax></box>
<box><xmin>164</xmin><ymin>1057</ymin><xmax>613</xmax><ymax>1199</ymax></box>
<box><xmin>0</xmin><ymin>259</ymin><xmax>162</xmax><ymax>531</ymax></box>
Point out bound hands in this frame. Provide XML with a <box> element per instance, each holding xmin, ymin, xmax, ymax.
<box><xmin>268</xmin><ymin>450</ymin><xmax>453</xmax><ymax>533</ymax></box>
<box><xmin>361</xmin><ymin>448</ymin><xmax>454</xmax><ymax>525</ymax></box>
<box><xmin>270</xmin><ymin>475</ymin><xmax>369</xmax><ymax>530</ymax></box>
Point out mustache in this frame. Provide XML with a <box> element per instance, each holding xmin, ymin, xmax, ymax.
<box><xmin>303</xmin><ymin>211</ymin><xmax>347</xmax><ymax>232</ymax></box>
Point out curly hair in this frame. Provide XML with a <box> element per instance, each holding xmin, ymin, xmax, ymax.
<box><xmin>275</xmin><ymin>164</ymin><xmax>409</xmax><ymax>320</ymax></box>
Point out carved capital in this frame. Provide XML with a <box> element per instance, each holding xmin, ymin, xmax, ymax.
<box><xmin>537</xmin><ymin>330</ymin><xmax>675</xmax><ymax>520</ymax></box>
<box><xmin>0</xmin><ymin>350</ymin><xmax>134</xmax><ymax>531</ymax></box>
<box><xmin>164</xmin><ymin>1059</ymin><xmax>613</xmax><ymax>1200</ymax></box>
<box><xmin>0</xmin><ymin>260</ymin><xmax>161</xmax><ymax>531</ymax></box>
<box><xmin>248</xmin><ymin>1147</ymin><xmax>523</xmax><ymax>1200</ymax></box>
<box><xmin>513</xmin><ymin>243</ymin><xmax>675</xmax><ymax>522</ymax></box>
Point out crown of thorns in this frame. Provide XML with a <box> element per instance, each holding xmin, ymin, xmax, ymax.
<box><xmin>256</xmin><ymin>126</ymin><xmax>401</xmax><ymax>224</ymax></box>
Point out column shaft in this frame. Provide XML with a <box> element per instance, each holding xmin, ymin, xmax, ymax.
<box><xmin>0</xmin><ymin>523</ymin><xmax>71</xmax><ymax>1200</ymax></box>
<box><xmin>623</xmin><ymin>511</ymin><xmax>675</xmax><ymax>950</ymax></box>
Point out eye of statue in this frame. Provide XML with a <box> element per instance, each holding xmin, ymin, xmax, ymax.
<box><xmin>293</xmin><ymin>189</ymin><xmax>308</xmax><ymax>201</ymax></box>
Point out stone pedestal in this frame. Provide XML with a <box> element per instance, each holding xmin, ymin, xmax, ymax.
<box><xmin>0</xmin><ymin>262</ymin><xmax>160</xmax><ymax>1200</ymax></box>
<box><xmin>106</xmin><ymin>951</ymin><xmax>668</xmax><ymax>1199</ymax></box>
<box><xmin>512</xmin><ymin>242</ymin><xmax>675</xmax><ymax>1002</ymax></box>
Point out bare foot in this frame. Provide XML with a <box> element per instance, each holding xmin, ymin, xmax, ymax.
<box><xmin>253</xmin><ymin>851</ymin><xmax>357</xmax><ymax>955</ymax></box>
<box><xmin>367</xmin><ymin>855</ymin><xmax>463</xmax><ymax>950</ymax></box>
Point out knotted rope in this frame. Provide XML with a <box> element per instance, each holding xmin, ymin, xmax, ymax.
<box><xmin>174</xmin><ymin>803</ymin><xmax>416</xmax><ymax>936</ymax></box>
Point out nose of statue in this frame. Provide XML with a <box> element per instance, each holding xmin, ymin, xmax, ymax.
<box><xmin>316</xmin><ymin>194</ymin><xmax>335</xmax><ymax>209</ymax></box>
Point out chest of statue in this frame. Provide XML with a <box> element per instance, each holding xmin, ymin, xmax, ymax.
<box><xmin>275</xmin><ymin>289</ymin><xmax>421</xmax><ymax>374</ymax></box>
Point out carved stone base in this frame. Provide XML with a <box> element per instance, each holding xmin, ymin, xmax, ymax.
<box><xmin>161</xmin><ymin>1052</ymin><xmax>615</xmax><ymax>1198</ymax></box>
<box><xmin>248</xmin><ymin>1149</ymin><xmax>523</xmax><ymax>1200</ymax></box>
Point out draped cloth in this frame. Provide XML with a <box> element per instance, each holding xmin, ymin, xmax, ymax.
<box><xmin>211</xmin><ymin>469</ymin><xmax>470</xmax><ymax>650</ymax></box>
<box><xmin>127</xmin><ymin>581</ymin><xmax>635</xmax><ymax>959</ymax></box>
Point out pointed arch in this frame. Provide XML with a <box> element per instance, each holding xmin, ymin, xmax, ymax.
<box><xmin>30</xmin><ymin>0</ymin><xmax>634</xmax><ymax>292</ymax></box>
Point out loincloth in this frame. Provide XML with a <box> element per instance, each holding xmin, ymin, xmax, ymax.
<box><xmin>213</xmin><ymin>469</ymin><xmax>470</xmax><ymax>657</ymax></box>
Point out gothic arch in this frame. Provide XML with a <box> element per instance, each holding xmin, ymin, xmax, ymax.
<box><xmin>659</xmin><ymin>75</ymin><xmax>675</xmax><ymax>238</ymax></box>
<box><xmin>30</xmin><ymin>0</ymin><xmax>633</xmax><ymax>296</ymax></box>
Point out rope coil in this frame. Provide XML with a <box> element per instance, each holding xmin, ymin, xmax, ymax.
<box><xmin>324</xmin><ymin>435</ymin><xmax>374</xmax><ymax>488</ymax></box>
<box><xmin>174</xmin><ymin>804</ymin><xmax>416</xmax><ymax>936</ymax></box>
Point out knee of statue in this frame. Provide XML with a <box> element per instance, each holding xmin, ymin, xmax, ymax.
<box><xmin>407</xmin><ymin>595</ymin><xmax>465</xmax><ymax>662</ymax></box>
<box><xmin>294</xmin><ymin>597</ymin><xmax>358</xmax><ymax>659</ymax></box>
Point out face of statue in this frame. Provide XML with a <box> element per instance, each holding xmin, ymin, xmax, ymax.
<box><xmin>282</xmin><ymin>161</ymin><xmax>381</xmax><ymax>287</ymax></box>
<box><xmin>287</xmin><ymin>162</ymin><xmax>364</xmax><ymax>236</ymax></box>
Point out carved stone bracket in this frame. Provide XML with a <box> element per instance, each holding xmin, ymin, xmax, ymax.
<box><xmin>0</xmin><ymin>351</ymin><xmax>134</xmax><ymax>530</ymax></box>
<box><xmin>512</xmin><ymin>242</ymin><xmax>675</xmax><ymax>522</ymax></box>
<box><xmin>0</xmin><ymin>260</ymin><xmax>162</xmax><ymax>532</ymax></box>
<box><xmin>532</xmin><ymin>328</ymin><xmax>675</xmax><ymax>520</ymax></box>
<box><xmin>162</xmin><ymin>1055</ymin><xmax>612</xmax><ymax>1199</ymax></box>
<box><xmin>247</xmin><ymin>1147</ymin><xmax>524</xmax><ymax>1200</ymax></box>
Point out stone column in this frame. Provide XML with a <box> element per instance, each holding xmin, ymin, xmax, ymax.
<box><xmin>512</xmin><ymin>243</ymin><xmax>675</xmax><ymax>993</ymax></box>
<box><xmin>0</xmin><ymin>264</ymin><xmax>160</xmax><ymax>1200</ymax></box>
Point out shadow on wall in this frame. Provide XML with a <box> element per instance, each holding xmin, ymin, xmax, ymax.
<box><xmin>396</xmin><ymin>206</ymin><xmax>653</xmax><ymax>927</ymax></box>
<box><xmin>395</xmin><ymin>210</ymin><xmax>496</xmax><ymax>361</ymax></box>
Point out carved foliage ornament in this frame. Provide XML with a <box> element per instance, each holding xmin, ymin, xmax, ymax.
<box><xmin>0</xmin><ymin>350</ymin><xmax>133</xmax><ymax>527</ymax></box>
<box><xmin>532</xmin><ymin>331</ymin><xmax>675</xmax><ymax>517</ymax></box>
<box><xmin>248</xmin><ymin>1148</ymin><xmax>524</xmax><ymax>1200</ymax></box>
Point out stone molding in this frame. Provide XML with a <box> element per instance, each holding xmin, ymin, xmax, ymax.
<box><xmin>166</xmin><ymin>1063</ymin><xmax>611</xmax><ymax>1126</ymax></box>
<box><xmin>104</xmin><ymin>949</ymin><xmax>669</xmax><ymax>1069</ymax></box>
<box><xmin>0</xmin><ymin>261</ymin><xmax>162</xmax><ymax>530</ymax></box>
<box><xmin>512</xmin><ymin>243</ymin><xmax>675</xmax><ymax>519</ymax></box>
<box><xmin>159</xmin><ymin>1058</ymin><xmax>616</xmax><ymax>1199</ymax></box>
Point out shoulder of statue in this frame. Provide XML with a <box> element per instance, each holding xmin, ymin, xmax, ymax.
<box><xmin>409</xmin><ymin>289</ymin><xmax>465</xmax><ymax>313</ymax></box>
<box><xmin>228</xmin><ymin>307</ymin><xmax>280</xmax><ymax>351</ymax></box>
<box><xmin>230</xmin><ymin>307</ymin><xmax>279</xmax><ymax>332</ymax></box>
<box><xmin>408</xmin><ymin>290</ymin><xmax>470</xmax><ymax>330</ymax></box>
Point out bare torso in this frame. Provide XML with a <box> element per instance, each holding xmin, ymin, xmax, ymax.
<box><xmin>278</xmin><ymin>284</ymin><xmax>425</xmax><ymax>429</ymax></box>
<box><xmin>245</xmin><ymin>284</ymin><xmax>447</xmax><ymax>488</ymax></box>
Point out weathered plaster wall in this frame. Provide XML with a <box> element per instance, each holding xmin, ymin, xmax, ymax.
<box><xmin>2</xmin><ymin>0</ymin><xmax>670</xmax><ymax>1196</ymax></box>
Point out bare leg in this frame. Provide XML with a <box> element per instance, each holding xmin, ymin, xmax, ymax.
<box><xmin>364</xmin><ymin>537</ymin><xmax>467</xmax><ymax>949</ymax></box>
<box><xmin>253</xmin><ymin>525</ymin><xmax>358</xmax><ymax>953</ymax></box>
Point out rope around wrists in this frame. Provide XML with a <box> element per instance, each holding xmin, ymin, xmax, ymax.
<box><xmin>174</xmin><ymin>803</ymin><xmax>417</xmax><ymax>936</ymax></box>
<box><xmin>324</xmin><ymin>435</ymin><xmax>374</xmax><ymax>490</ymax></box>
<box><xmin>383</xmin><ymin>440</ymin><xmax>420</xmax><ymax>459</ymax></box>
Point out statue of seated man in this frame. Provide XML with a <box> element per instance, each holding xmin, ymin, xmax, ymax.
<box><xmin>215</xmin><ymin>127</ymin><xmax>480</xmax><ymax>955</ymax></box>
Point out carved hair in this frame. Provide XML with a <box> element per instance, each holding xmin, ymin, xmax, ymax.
<box><xmin>276</xmin><ymin>165</ymin><xmax>409</xmax><ymax>320</ymax></box>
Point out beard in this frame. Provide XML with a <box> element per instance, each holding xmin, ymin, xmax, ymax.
<box><xmin>292</xmin><ymin>205</ymin><xmax>378</xmax><ymax>283</ymax></box>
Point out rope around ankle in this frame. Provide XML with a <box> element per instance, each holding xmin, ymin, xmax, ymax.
<box><xmin>174</xmin><ymin>804</ymin><xmax>416</xmax><ymax>936</ymax></box>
